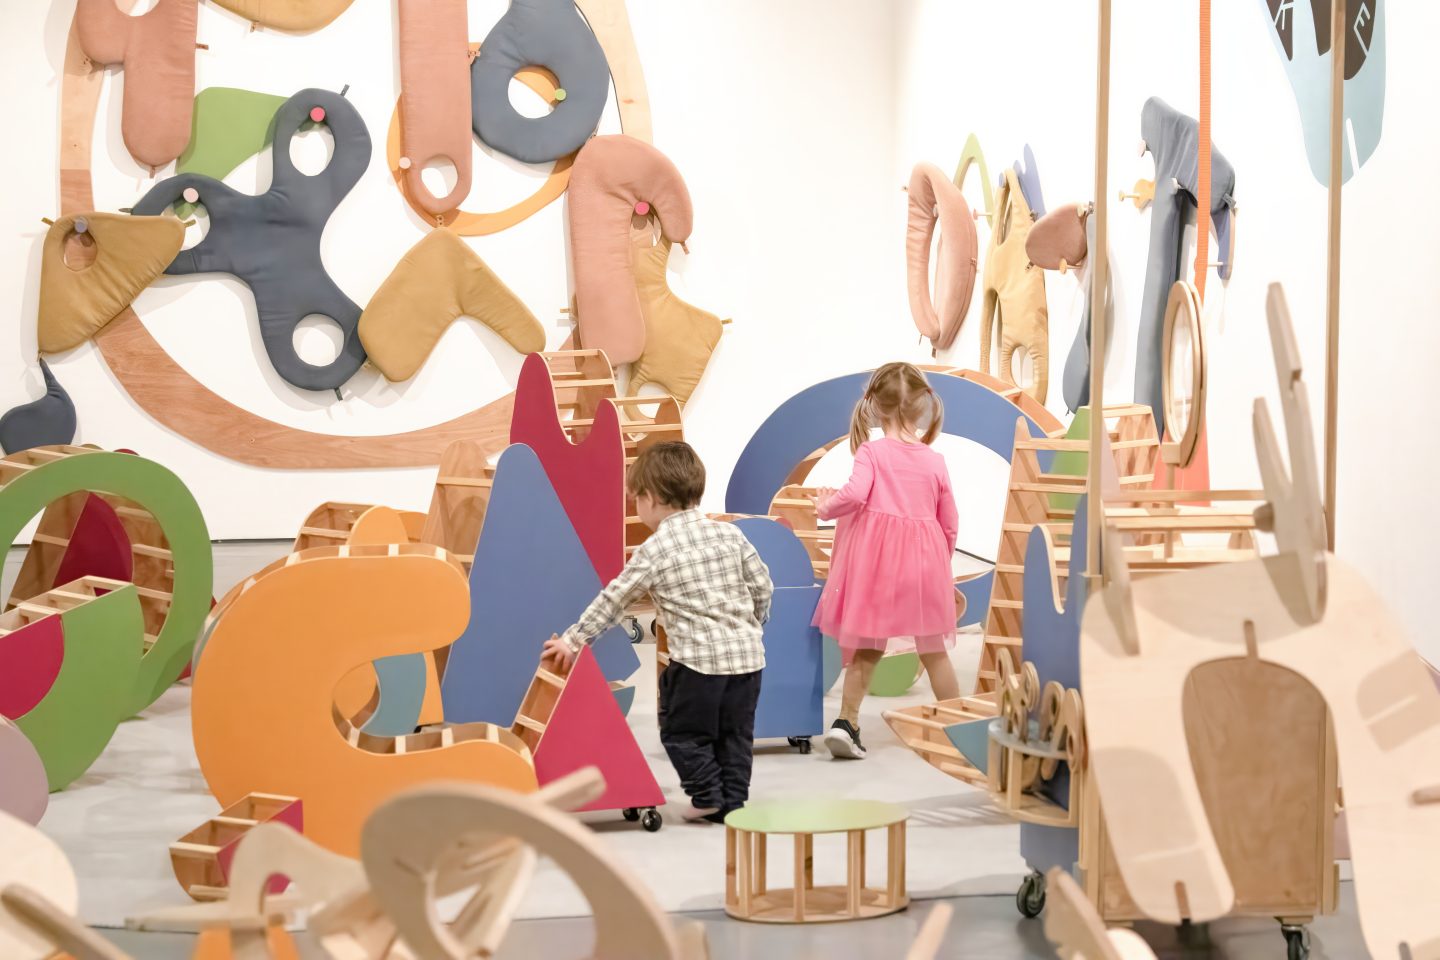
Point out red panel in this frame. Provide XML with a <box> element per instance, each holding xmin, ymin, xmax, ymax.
<box><xmin>0</xmin><ymin>616</ymin><xmax>64</xmax><ymax>719</ymax></box>
<box><xmin>216</xmin><ymin>799</ymin><xmax>303</xmax><ymax>895</ymax></box>
<box><xmin>52</xmin><ymin>494</ymin><xmax>134</xmax><ymax>587</ymax></box>
<box><xmin>532</xmin><ymin>648</ymin><xmax>663</xmax><ymax>812</ymax></box>
<box><xmin>509</xmin><ymin>354</ymin><xmax>625</xmax><ymax>582</ymax></box>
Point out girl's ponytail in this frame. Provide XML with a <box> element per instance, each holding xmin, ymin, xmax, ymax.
<box><xmin>848</xmin><ymin>393</ymin><xmax>873</xmax><ymax>454</ymax></box>
<box><xmin>919</xmin><ymin>387</ymin><xmax>943</xmax><ymax>446</ymax></box>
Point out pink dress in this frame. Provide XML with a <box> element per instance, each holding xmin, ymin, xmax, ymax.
<box><xmin>812</xmin><ymin>438</ymin><xmax>958</xmax><ymax>652</ymax></box>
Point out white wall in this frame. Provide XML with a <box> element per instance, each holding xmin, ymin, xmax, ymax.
<box><xmin>891</xmin><ymin>0</ymin><xmax>1440</xmax><ymax>662</ymax></box>
<box><xmin>2</xmin><ymin>1</ymin><xmax>1437</xmax><ymax>661</ymax></box>
<box><xmin>0</xmin><ymin>0</ymin><xmax>899</xmax><ymax>535</ymax></box>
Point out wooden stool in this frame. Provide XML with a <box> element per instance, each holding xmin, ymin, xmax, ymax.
<box><xmin>724</xmin><ymin>799</ymin><xmax>908</xmax><ymax>923</ymax></box>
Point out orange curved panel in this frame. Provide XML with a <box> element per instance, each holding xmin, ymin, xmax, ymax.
<box><xmin>192</xmin><ymin>546</ymin><xmax>537</xmax><ymax>855</ymax></box>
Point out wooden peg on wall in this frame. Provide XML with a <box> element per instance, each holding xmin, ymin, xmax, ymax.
<box><xmin>1117</xmin><ymin>179</ymin><xmax>1154</xmax><ymax>210</ymax></box>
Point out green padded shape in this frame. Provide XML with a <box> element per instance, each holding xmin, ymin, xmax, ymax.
<box><xmin>867</xmin><ymin>651</ymin><xmax>921</xmax><ymax>697</ymax></box>
<box><xmin>14</xmin><ymin>587</ymin><xmax>143</xmax><ymax>791</ymax></box>
<box><xmin>1048</xmin><ymin>409</ymin><xmax>1092</xmax><ymax>514</ymax></box>
<box><xmin>725</xmin><ymin>798</ymin><xmax>907</xmax><ymax>834</ymax></box>
<box><xmin>175</xmin><ymin>87</ymin><xmax>286</xmax><ymax>216</ymax></box>
<box><xmin>0</xmin><ymin>450</ymin><xmax>212</xmax><ymax>714</ymax></box>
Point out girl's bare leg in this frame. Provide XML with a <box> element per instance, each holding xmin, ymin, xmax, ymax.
<box><xmin>838</xmin><ymin>648</ymin><xmax>884</xmax><ymax>725</ymax></box>
<box><xmin>920</xmin><ymin>648</ymin><xmax>959</xmax><ymax>702</ymax></box>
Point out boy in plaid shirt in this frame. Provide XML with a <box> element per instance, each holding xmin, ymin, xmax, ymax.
<box><xmin>544</xmin><ymin>442</ymin><xmax>772</xmax><ymax>823</ymax></box>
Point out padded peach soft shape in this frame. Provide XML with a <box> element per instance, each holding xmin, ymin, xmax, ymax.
<box><xmin>568</xmin><ymin>135</ymin><xmax>694</xmax><ymax>365</ymax></box>
<box><xmin>397</xmin><ymin>0</ymin><xmax>472</xmax><ymax>215</ymax></box>
<box><xmin>1025</xmin><ymin>203</ymin><xmax>1088</xmax><ymax>271</ymax></box>
<box><xmin>905</xmin><ymin>162</ymin><xmax>977</xmax><ymax>351</ymax></box>
<box><xmin>358</xmin><ymin>229</ymin><xmax>544</xmax><ymax>382</ymax></box>
<box><xmin>75</xmin><ymin>0</ymin><xmax>197</xmax><ymax>169</ymax></box>
<box><xmin>38</xmin><ymin>213</ymin><xmax>184</xmax><ymax>354</ymax></box>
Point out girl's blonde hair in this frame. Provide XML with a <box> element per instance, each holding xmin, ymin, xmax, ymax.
<box><xmin>848</xmin><ymin>362</ymin><xmax>943</xmax><ymax>453</ymax></box>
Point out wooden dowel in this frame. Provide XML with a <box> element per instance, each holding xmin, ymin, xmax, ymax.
<box><xmin>1323</xmin><ymin>0</ymin><xmax>1345</xmax><ymax>551</ymax></box>
<box><xmin>1086</xmin><ymin>0</ymin><xmax>1111</xmax><ymax>583</ymax></box>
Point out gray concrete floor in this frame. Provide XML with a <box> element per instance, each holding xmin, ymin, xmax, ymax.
<box><xmin>97</xmin><ymin>884</ymin><xmax>1366</xmax><ymax>958</ymax></box>
<box><xmin>22</xmin><ymin>543</ymin><xmax>1375</xmax><ymax>957</ymax></box>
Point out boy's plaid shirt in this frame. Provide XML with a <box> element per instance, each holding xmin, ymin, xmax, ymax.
<box><xmin>560</xmin><ymin>509</ymin><xmax>772</xmax><ymax>675</ymax></box>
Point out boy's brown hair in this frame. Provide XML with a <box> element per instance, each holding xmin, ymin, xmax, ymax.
<box><xmin>627</xmin><ymin>441</ymin><xmax>705</xmax><ymax>508</ymax></box>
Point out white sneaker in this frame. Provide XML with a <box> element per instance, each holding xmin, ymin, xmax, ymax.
<box><xmin>680</xmin><ymin>802</ymin><xmax>720</xmax><ymax>822</ymax></box>
<box><xmin>824</xmin><ymin>719</ymin><xmax>867</xmax><ymax>759</ymax></box>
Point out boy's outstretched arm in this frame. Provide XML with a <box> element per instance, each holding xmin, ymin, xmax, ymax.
<box><xmin>543</xmin><ymin>548</ymin><xmax>656</xmax><ymax>669</ymax></box>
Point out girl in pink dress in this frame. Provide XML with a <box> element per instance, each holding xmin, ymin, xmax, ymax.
<box><xmin>813</xmin><ymin>362</ymin><xmax>960</xmax><ymax>759</ymax></box>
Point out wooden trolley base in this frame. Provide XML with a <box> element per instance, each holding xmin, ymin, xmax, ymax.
<box><xmin>724</xmin><ymin>822</ymin><xmax>908</xmax><ymax>924</ymax></box>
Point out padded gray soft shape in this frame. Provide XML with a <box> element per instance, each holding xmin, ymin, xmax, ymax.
<box><xmin>1135</xmin><ymin>97</ymin><xmax>1236</xmax><ymax>436</ymax></box>
<box><xmin>471</xmin><ymin>0</ymin><xmax>608</xmax><ymax>164</ymax></box>
<box><xmin>1062</xmin><ymin>212</ymin><xmax>1113</xmax><ymax>413</ymax></box>
<box><xmin>0</xmin><ymin>360</ymin><xmax>76</xmax><ymax>453</ymax></box>
<box><xmin>131</xmin><ymin>88</ymin><xmax>370</xmax><ymax>393</ymax></box>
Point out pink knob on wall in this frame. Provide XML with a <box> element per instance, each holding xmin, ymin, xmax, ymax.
<box><xmin>310</xmin><ymin>106</ymin><xmax>327</xmax><ymax>123</ymax></box>
<box><xmin>634</xmin><ymin>201</ymin><xmax>650</xmax><ymax>216</ymax></box>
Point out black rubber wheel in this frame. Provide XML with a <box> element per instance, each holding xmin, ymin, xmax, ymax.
<box><xmin>623</xmin><ymin>619</ymin><xmax>643</xmax><ymax>644</ymax></box>
<box><xmin>1283</xmin><ymin>926</ymin><xmax>1310</xmax><ymax>960</ymax></box>
<box><xmin>1015</xmin><ymin>871</ymin><xmax>1046</xmax><ymax>918</ymax></box>
<box><xmin>649</xmin><ymin>619</ymin><xmax>658</xmax><ymax>636</ymax></box>
<box><xmin>621</xmin><ymin>807</ymin><xmax>640</xmax><ymax>822</ymax></box>
<box><xmin>641</xmin><ymin>809</ymin><xmax>662</xmax><ymax>832</ymax></box>
<box><xmin>787</xmin><ymin>736</ymin><xmax>813</xmax><ymax>754</ymax></box>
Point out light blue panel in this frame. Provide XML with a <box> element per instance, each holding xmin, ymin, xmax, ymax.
<box><xmin>362</xmin><ymin>655</ymin><xmax>427</xmax><ymax>736</ymax></box>
<box><xmin>1260</xmin><ymin>0</ymin><xmax>1385</xmax><ymax>186</ymax></box>
<box><xmin>612</xmin><ymin>682</ymin><xmax>636</xmax><ymax>717</ymax></box>
<box><xmin>442</xmin><ymin>444</ymin><xmax>639</xmax><ymax>726</ymax></box>
<box><xmin>822</xmin><ymin>635</ymin><xmax>842</xmax><ymax>694</ymax></box>
<box><xmin>944</xmin><ymin>717</ymin><xmax>991</xmax><ymax>774</ymax></box>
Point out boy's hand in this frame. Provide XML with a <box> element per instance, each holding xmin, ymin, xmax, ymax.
<box><xmin>542</xmin><ymin>633</ymin><xmax>577</xmax><ymax>672</ymax></box>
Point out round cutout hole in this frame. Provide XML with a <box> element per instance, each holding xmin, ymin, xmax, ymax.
<box><xmin>118</xmin><ymin>0</ymin><xmax>159</xmax><ymax>14</ymax></box>
<box><xmin>420</xmin><ymin>157</ymin><xmax>458</xmax><ymax>197</ymax></box>
<box><xmin>62</xmin><ymin>230</ymin><xmax>98</xmax><ymax>272</ymax></box>
<box><xmin>508</xmin><ymin>72</ymin><xmax>555</xmax><ymax>118</ymax></box>
<box><xmin>289</xmin><ymin>123</ymin><xmax>335</xmax><ymax>177</ymax></box>
<box><xmin>293</xmin><ymin>315</ymin><xmax>345</xmax><ymax>366</ymax></box>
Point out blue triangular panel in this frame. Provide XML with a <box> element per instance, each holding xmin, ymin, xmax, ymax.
<box><xmin>945</xmin><ymin>718</ymin><xmax>992</xmax><ymax>774</ymax></box>
<box><xmin>442</xmin><ymin>444</ymin><xmax>639</xmax><ymax>725</ymax></box>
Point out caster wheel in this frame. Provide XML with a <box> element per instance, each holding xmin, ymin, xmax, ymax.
<box><xmin>622</xmin><ymin>807</ymin><xmax>640</xmax><ymax>822</ymax></box>
<box><xmin>649</xmin><ymin>619</ymin><xmax>658</xmax><ymax>637</ymax></box>
<box><xmin>1282</xmin><ymin>925</ymin><xmax>1310</xmax><ymax>960</ymax></box>
<box><xmin>1015</xmin><ymin>871</ymin><xmax>1046</xmax><ymax>918</ymax></box>
<box><xmin>787</xmin><ymin>736</ymin><xmax>813</xmax><ymax>754</ymax></box>
<box><xmin>641</xmin><ymin>809</ymin><xmax>662</xmax><ymax>832</ymax></box>
<box><xmin>623</xmin><ymin>619</ymin><xmax>643</xmax><ymax>644</ymax></box>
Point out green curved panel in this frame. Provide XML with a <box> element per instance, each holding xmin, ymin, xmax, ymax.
<box><xmin>1048</xmin><ymin>409</ymin><xmax>1092</xmax><ymax>514</ymax></box>
<box><xmin>868</xmin><ymin>651</ymin><xmax>921</xmax><ymax>697</ymax></box>
<box><xmin>14</xmin><ymin>588</ymin><xmax>143</xmax><ymax>790</ymax></box>
<box><xmin>952</xmin><ymin>132</ymin><xmax>994</xmax><ymax>216</ymax></box>
<box><xmin>175</xmin><ymin>87</ymin><xmax>287</xmax><ymax>215</ymax></box>
<box><xmin>0</xmin><ymin>450</ymin><xmax>212</xmax><ymax>714</ymax></box>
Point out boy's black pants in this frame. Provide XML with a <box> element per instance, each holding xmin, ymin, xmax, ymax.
<box><xmin>657</xmin><ymin>660</ymin><xmax>762</xmax><ymax>812</ymax></box>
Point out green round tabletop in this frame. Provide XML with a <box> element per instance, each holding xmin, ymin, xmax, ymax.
<box><xmin>724</xmin><ymin>799</ymin><xmax>908</xmax><ymax>835</ymax></box>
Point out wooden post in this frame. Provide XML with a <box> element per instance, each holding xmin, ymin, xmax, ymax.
<box><xmin>1323</xmin><ymin>0</ymin><xmax>1345</xmax><ymax>551</ymax></box>
<box><xmin>1086</xmin><ymin>0</ymin><xmax>1112</xmax><ymax>582</ymax></box>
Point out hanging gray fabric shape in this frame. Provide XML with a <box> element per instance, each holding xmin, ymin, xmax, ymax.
<box><xmin>131</xmin><ymin>87</ymin><xmax>370</xmax><ymax>393</ymax></box>
<box><xmin>1062</xmin><ymin>212</ymin><xmax>1114</xmax><ymax>414</ymax></box>
<box><xmin>1133</xmin><ymin>97</ymin><xmax>1236</xmax><ymax>437</ymax></box>
<box><xmin>471</xmin><ymin>0</ymin><xmax>609</xmax><ymax>164</ymax></box>
<box><xmin>0</xmin><ymin>360</ymin><xmax>77</xmax><ymax>453</ymax></box>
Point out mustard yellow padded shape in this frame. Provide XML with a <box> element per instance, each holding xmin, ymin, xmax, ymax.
<box><xmin>208</xmin><ymin>0</ymin><xmax>355</xmax><ymax>31</ymax></box>
<box><xmin>38</xmin><ymin>213</ymin><xmax>184</xmax><ymax>354</ymax></box>
<box><xmin>979</xmin><ymin>169</ymin><xmax>1049</xmax><ymax>403</ymax></box>
<box><xmin>359</xmin><ymin>228</ymin><xmax>544</xmax><ymax>382</ymax></box>
<box><xmin>628</xmin><ymin>232</ymin><xmax>723</xmax><ymax>405</ymax></box>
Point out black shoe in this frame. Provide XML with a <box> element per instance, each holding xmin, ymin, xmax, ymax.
<box><xmin>703</xmin><ymin>808</ymin><xmax>732</xmax><ymax>825</ymax></box>
<box><xmin>824</xmin><ymin>719</ymin><xmax>866</xmax><ymax>759</ymax></box>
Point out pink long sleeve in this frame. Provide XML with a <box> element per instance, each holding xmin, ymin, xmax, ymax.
<box><xmin>816</xmin><ymin>444</ymin><xmax>875</xmax><ymax>520</ymax></box>
<box><xmin>937</xmin><ymin>468</ymin><xmax>958</xmax><ymax>552</ymax></box>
